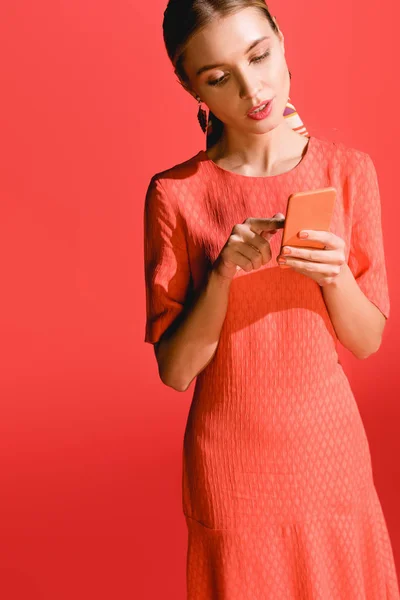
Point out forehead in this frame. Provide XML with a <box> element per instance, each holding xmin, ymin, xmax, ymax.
<box><xmin>184</xmin><ymin>7</ymin><xmax>274</xmax><ymax>71</ymax></box>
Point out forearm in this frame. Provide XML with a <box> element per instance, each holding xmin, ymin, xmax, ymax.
<box><xmin>321</xmin><ymin>263</ymin><xmax>386</xmax><ymax>359</ymax></box>
<box><xmin>157</xmin><ymin>269</ymin><xmax>232</xmax><ymax>391</ymax></box>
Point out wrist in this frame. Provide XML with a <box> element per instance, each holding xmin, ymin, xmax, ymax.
<box><xmin>209</xmin><ymin>268</ymin><xmax>234</xmax><ymax>287</ymax></box>
<box><xmin>321</xmin><ymin>262</ymin><xmax>350</xmax><ymax>289</ymax></box>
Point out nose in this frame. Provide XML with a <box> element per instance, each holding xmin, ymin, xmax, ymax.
<box><xmin>237</xmin><ymin>70</ymin><xmax>263</xmax><ymax>101</ymax></box>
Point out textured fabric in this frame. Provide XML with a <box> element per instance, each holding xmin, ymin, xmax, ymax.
<box><xmin>143</xmin><ymin>134</ymin><xmax>398</xmax><ymax>599</ymax></box>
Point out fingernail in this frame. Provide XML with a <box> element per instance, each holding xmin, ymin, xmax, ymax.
<box><xmin>298</xmin><ymin>231</ymin><xmax>308</xmax><ymax>239</ymax></box>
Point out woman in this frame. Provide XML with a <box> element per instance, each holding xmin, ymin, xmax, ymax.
<box><xmin>143</xmin><ymin>1</ymin><xmax>399</xmax><ymax>598</ymax></box>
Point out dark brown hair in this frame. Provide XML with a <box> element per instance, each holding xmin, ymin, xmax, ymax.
<box><xmin>163</xmin><ymin>0</ymin><xmax>280</xmax><ymax>149</ymax></box>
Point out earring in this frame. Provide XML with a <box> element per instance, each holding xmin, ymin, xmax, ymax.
<box><xmin>197</xmin><ymin>96</ymin><xmax>208</xmax><ymax>133</ymax></box>
<box><xmin>289</xmin><ymin>70</ymin><xmax>292</xmax><ymax>80</ymax></box>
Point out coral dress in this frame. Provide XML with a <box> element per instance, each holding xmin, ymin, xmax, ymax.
<box><xmin>143</xmin><ymin>134</ymin><xmax>399</xmax><ymax>599</ymax></box>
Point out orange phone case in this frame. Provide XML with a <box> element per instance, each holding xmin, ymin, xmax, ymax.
<box><xmin>279</xmin><ymin>187</ymin><xmax>337</xmax><ymax>255</ymax></box>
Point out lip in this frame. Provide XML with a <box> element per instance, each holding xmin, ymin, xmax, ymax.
<box><xmin>247</xmin><ymin>99</ymin><xmax>273</xmax><ymax>116</ymax></box>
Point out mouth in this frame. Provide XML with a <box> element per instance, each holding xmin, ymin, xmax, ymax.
<box><xmin>247</xmin><ymin>99</ymin><xmax>273</xmax><ymax>116</ymax></box>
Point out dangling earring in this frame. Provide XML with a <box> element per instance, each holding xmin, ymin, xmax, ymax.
<box><xmin>289</xmin><ymin>70</ymin><xmax>292</xmax><ymax>80</ymax></box>
<box><xmin>197</xmin><ymin>96</ymin><xmax>208</xmax><ymax>133</ymax></box>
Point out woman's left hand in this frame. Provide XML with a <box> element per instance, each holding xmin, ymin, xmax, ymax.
<box><xmin>277</xmin><ymin>230</ymin><xmax>346</xmax><ymax>287</ymax></box>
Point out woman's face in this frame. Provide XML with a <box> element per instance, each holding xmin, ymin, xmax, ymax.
<box><xmin>182</xmin><ymin>7</ymin><xmax>289</xmax><ymax>134</ymax></box>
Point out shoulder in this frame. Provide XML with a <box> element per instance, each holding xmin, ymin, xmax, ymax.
<box><xmin>144</xmin><ymin>149</ymin><xmax>205</xmax><ymax>218</ymax></box>
<box><xmin>150</xmin><ymin>150</ymin><xmax>205</xmax><ymax>187</ymax></box>
<box><xmin>312</xmin><ymin>135</ymin><xmax>371</xmax><ymax>166</ymax></box>
<box><xmin>146</xmin><ymin>149</ymin><xmax>209</xmax><ymax>213</ymax></box>
<box><xmin>312</xmin><ymin>136</ymin><xmax>377</xmax><ymax>187</ymax></box>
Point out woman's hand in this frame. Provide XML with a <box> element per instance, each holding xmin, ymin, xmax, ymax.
<box><xmin>212</xmin><ymin>213</ymin><xmax>285</xmax><ymax>281</ymax></box>
<box><xmin>277</xmin><ymin>229</ymin><xmax>346</xmax><ymax>287</ymax></box>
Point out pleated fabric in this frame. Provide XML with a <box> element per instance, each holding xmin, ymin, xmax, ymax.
<box><xmin>143</xmin><ymin>134</ymin><xmax>399</xmax><ymax>599</ymax></box>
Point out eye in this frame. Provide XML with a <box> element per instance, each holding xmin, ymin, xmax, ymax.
<box><xmin>208</xmin><ymin>76</ymin><xmax>227</xmax><ymax>87</ymax></box>
<box><xmin>207</xmin><ymin>49</ymin><xmax>271</xmax><ymax>87</ymax></box>
<box><xmin>251</xmin><ymin>49</ymin><xmax>271</xmax><ymax>63</ymax></box>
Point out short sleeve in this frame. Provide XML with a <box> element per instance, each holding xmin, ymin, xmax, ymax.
<box><xmin>347</xmin><ymin>153</ymin><xmax>390</xmax><ymax>320</ymax></box>
<box><xmin>143</xmin><ymin>176</ymin><xmax>191</xmax><ymax>344</ymax></box>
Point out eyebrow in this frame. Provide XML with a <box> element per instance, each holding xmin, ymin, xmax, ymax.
<box><xmin>195</xmin><ymin>36</ymin><xmax>271</xmax><ymax>76</ymax></box>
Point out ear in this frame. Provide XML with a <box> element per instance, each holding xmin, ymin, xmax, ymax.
<box><xmin>188</xmin><ymin>89</ymin><xmax>199</xmax><ymax>101</ymax></box>
<box><xmin>178</xmin><ymin>79</ymin><xmax>199</xmax><ymax>101</ymax></box>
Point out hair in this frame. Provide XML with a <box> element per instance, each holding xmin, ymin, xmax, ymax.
<box><xmin>162</xmin><ymin>0</ymin><xmax>281</xmax><ymax>150</ymax></box>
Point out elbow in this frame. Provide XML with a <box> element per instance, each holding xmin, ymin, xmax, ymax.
<box><xmin>161</xmin><ymin>376</ymin><xmax>189</xmax><ymax>393</ymax></box>
<box><xmin>155</xmin><ymin>340</ymin><xmax>189</xmax><ymax>392</ymax></box>
<box><xmin>159</xmin><ymin>365</ymin><xmax>189</xmax><ymax>392</ymax></box>
<box><xmin>357</xmin><ymin>313</ymin><xmax>387</xmax><ymax>359</ymax></box>
<box><xmin>350</xmin><ymin>307</ymin><xmax>388</xmax><ymax>360</ymax></box>
<box><xmin>353</xmin><ymin>339</ymin><xmax>382</xmax><ymax>360</ymax></box>
<box><xmin>354</xmin><ymin>351</ymin><xmax>373</xmax><ymax>360</ymax></box>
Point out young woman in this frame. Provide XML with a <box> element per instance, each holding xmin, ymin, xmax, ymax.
<box><xmin>143</xmin><ymin>1</ymin><xmax>399</xmax><ymax>597</ymax></box>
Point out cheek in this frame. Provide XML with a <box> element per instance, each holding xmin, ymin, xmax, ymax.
<box><xmin>266</xmin><ymin>60</ymin><xmax>290</xmax><ymax>101</ymax></box>
<box><xmin>209</xmin><ymin>94</ymin><xmax>238</xmax><ymax>120</ymax></box>
<box><xmin>270</xmin><ymin>56</ymin><xmax>287</xmax><ymax>84</ymax></box>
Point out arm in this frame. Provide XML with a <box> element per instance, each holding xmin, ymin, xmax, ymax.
<box><xmin>144</xmin><ymin>175</ymin><xmax>232</xmax><ymax>391</ymax></box>
<box><xmin>156</xmin><ymin>269</ymin><xmax>232</xmax><ymax>392</ymax></box>
<box><xmin>279</xmin><ymin>152</ymin><xmax>390</xmax><ymax>359</ymax></box>
<box><xmin>324</xmin><ymin>152</ymin><xmax>390</xmax><ymax>359</ymax></box>
<box><xmin>321</xmin><ymin>263</ymin><xmax>386</xmax><ymax>359</ymax></box>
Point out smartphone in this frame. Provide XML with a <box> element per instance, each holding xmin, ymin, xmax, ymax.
<box><xmin>279</xmin><ymin>187</ymin><xmax>337</xmax><ymax>256</ymax></box>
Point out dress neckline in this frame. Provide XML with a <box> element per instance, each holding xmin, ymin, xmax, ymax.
<box><xmin>197</xmin><ymin>135</ymin><xmax>315</xmax><ymax>181</ymax></box>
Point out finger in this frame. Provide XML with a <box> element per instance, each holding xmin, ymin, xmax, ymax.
<box><xmin>245</xmin><ymin>235</ymin><xmax>273</xmax><ymax>265</ymax></box>
<box><xmin>239</xmin><ymin>237</ymin><xmax>272</xmax><ymax>269</ymax></box>
<box><xmin>244</xmin><ymin>243</ymin><xmax>268</xmax><ymax>268</ymax></box>
<box><xmin>281</xmin><ymin>257</ymin><xmax>339</xmax><ymax>275</ymax></box>
<box><xmin>234</xmin><ymin>226</ymin><xmax>274</xmax><ymax>260</ymax></box>
<box><xmin>281</xmin><ymin>247</ymin><xmax>340</xmax><ymax>263</ymax></box>
<box><xmin>298</xmin><ymin>230</ymin><xmax>343</xmax><ymax>250</ymax></box>
<box><xmin>234</xmin><ymin>250</ymin><xmax>259</xmax><ymax>272</ymax></box>
<box><xmin>245</xmin><ymin>216</ymin><xmax>285</xmax><ymax>233</ymax></box>
<box><xmin>260</xmin><ymin>229</ymin><xmax>277</xmax><ymax>241</ymax></box>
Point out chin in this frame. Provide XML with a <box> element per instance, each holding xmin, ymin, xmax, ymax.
<box><xmin>247</xmin><ymin>119</ymin><xmax>278</xmax><ymax>132</ymax></box>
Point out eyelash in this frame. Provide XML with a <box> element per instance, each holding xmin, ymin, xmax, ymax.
<box><xmin>207</xmin><ymin>50</ymin><xmax>271</xmax><ymax>87</ymax></box>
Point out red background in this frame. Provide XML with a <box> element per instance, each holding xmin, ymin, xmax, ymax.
<box><xmin>0</xmin><ymin>1</ymin><xmax>398</xmax><ymax>598</ymax></box>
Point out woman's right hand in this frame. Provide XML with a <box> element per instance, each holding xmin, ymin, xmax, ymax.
<box><xmin>212</xmin><ymin>213</ymin><xmax>285</xmax><ymax>281</ymax></box>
